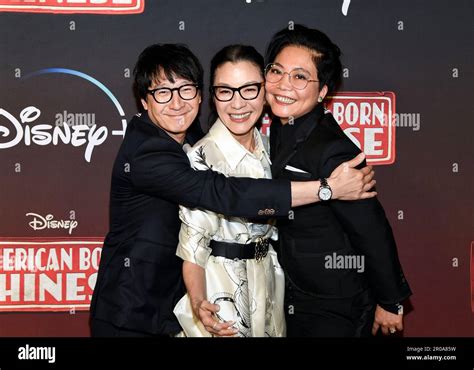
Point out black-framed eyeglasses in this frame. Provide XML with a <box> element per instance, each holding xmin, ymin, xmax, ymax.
<box><xmin>147</xmin><ymin>84</ymin><xmax>199</xmax><ymax>104</ymax></box>
<box><xmin>211</xmin><ymin>82</ymin><xmax>264</xmax><ymax>102</ymax></box>
<box><xmin>265</xmin><ymin>63</ymin><xmax>319</xmax><ymax>90</ymax></box>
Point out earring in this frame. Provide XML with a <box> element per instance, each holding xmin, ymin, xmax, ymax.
<box><xmin>318</xmin><ymin>96</ymin><xmax>323</xmax><ymax>103</ymax></box>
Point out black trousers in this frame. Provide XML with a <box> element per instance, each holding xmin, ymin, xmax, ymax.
<box><xmin>285</xmin><ymin>278</ymin><xmax>376</xmax><ymax>337</ymax></box>
<box><xmin>90</xmin><ymin>318</ymin><xmax>168</xmax><ymax>338</ymax></box>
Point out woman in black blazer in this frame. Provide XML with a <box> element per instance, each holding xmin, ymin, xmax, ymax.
<box><xmin>265</xmin><ymin>25</ymin><xmax>412</xmax><ymax>337</ymax></box>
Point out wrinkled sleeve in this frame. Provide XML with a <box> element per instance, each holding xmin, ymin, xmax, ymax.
<box><xmin>177</xmin><ymin>206</ymin><xmax>220</xmax><ymax>269</ymax></box>
<box><xmin>129</xmin><ymin>136</ymin><xmax>291</xmax><ymax>217</ymax></box>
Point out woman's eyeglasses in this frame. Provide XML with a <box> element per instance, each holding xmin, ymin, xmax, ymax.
<box><xmin>211</xmin><ymin>82</ymin><xmax>264</xmax><ymax>102</ymax></box>
<box><xmin>265</xmin><ymin>63</ymin><xmax>318</xmax><ymax>90</ymax></box>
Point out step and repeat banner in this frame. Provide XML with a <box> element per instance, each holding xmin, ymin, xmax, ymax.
<box><xmin>0</xmin><ymin>0</ymin><xmax>472</xmax><ymax>337</ymax></box>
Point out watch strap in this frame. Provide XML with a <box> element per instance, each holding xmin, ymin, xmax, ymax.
<box><xmin>380</xmin><ymin>302</ymin><xmax>403</xmax><ymax>315</ymax></box>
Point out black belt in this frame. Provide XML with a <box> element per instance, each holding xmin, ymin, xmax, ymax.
<box><xmin>210</xmin><ymin>238</ymin><xmax>269</xmax><ymax>262</ymax></box>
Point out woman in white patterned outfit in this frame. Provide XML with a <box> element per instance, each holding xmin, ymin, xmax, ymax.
<box><xmin>173</xmin><ymin>45</ymin><xmax>285</xmax><ymax>337</ymax></box>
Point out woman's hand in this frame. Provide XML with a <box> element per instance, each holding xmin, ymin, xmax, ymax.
<box><xmin>192</xmin><ymin>299</ymin><xmax>238</xmax><ymax>337</ymax></box>
<box><xmin>328</xmin><ymin>152</ymin><xmax>377</xmax><ymax>200</ymax></box>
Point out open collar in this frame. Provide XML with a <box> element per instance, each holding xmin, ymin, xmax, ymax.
<box><xmin>209</xmin><ymin>118</ymin><xmax>270</xmax><ymax>171</ymax></box>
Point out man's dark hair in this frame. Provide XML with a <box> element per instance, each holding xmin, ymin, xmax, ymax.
<box><xmin>133</xmin><ymin>43</ymin><xmax>204</xmax><ymax>100</ymax></box>
<box><xmin>265</xmin><ymin>24</ymin><xmax>342</xmax><ymax>93</ymax></box>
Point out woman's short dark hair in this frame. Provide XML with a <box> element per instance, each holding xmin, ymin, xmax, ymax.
<box><xmin>265</xmin><ymin>24</ymin><xmax>342</xmax><ymax>93</ymax></box>
<box><xmin>208</xmin><ymin>44</ymin><xmax>266</xmax><ymax>125</ymax></box>
<box><xmin>133</xmin><ymin>43</ymin><xmax>203</xmax><ymax>100</ymax></box>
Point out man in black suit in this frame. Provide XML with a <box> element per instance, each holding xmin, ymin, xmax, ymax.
<box><xmin>265</xmin><ymin>25</ymin><xmax>412</xmax><ymax>337</ymax></box>
<box><xmin>89</xmin><ymin>44</ymin><xmax>376</xmax><ymax>337</ymax></box>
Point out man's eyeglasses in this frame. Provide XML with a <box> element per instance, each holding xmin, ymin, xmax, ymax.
<box><xmin>265</xmin><ymin>63</ymin><xmax>318</xmax><ymax>90</ymax></box>
<box><xmin>211</xmin><ymin>82</ymin><xmax>264</xmax><ymax>102</ymax></box>
<box><xmin>147</xmin><ymin>84</ymin><xmax>199</xmax><ymax>104</ymax></box>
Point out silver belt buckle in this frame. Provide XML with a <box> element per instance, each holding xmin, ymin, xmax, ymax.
<box><xmin>254</xmin><ymin>237</ymin><xmax>269</xmax><ymax>262</ymax></box>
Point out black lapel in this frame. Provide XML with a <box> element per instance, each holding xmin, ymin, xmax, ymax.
<box><xmin>186</xmin><ymin>118</ymin><xmax>204</xmax><ymax>145</ymax></box>
<box><xmin>271</xmin><ymin>105</ymin><xmax>324</xmax><ymax>178</ymax></box>
<box><xmin>269</xmin><ymin>116</ymin><xmax>280</xmax><ymax>162</ymax></box>
<box><xmin>270</xmin><ymin>129</ymin><xmax>299</xmax><ymax>178</ymax></box>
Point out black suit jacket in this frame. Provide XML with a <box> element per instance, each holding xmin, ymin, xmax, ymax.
<box><xmin>90</xmin><ymin>112</ymin><xmax>290</xmax><ymax>335</ymax></box>
<box><xmin>271</xmin><ymin>104</ymin><xmax>411</xmax><ymax>306</ymax></box>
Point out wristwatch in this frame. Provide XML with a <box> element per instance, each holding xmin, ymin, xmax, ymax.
<box><xmin>380</xmin><ymin>302</ymin><xmax>404</xmax><ymax>315</ymax></box>
<box><xmin>318</xmin><ymin>178</ymin><xmax>332</xmax><ymax>201</ymax></box>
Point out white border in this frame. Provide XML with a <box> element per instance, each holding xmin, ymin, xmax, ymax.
<box><xmin>0</xmin><ymin>0</ymin><xmax>142</xmax><ymax>12</ymax></box>
<box><xmin>0</xmin><ymin>239</ymin><xmax>102</xmax><ymax>310</ymax></box>
<box><xmin>1</xmin><ymin>304</ymin><xmax>89</xmax><ymax>309</ymax></box>
<box><xmin>327</xmin><ymin>95</ymin><xmax>393</xmax><ymax>163</ymax></box>
<box><xmin>0</xmin><ymin>241</ymin><xmax>102</xmax><ymax>245</ymax></box>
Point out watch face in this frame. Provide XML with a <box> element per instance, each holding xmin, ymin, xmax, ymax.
<box><xmin>397</xmin><ymin>304</ymin><xmax>404</xmax><ymax>315</ymax></box>
<box><xmin>319</xmin><ymin>187</ymin><xmax>332</xmax><ymax>201</ymax></box>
